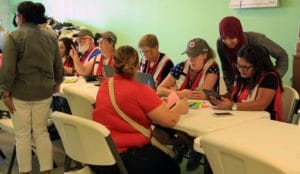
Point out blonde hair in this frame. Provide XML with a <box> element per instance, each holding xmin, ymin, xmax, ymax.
<box><xmin>114</xmin><ymin>45</ymin><xmax>139</xmax><ymax>79</ymax></box>
<box><xmin>138</xmin><ymin>34</ymin><xmax>159</xmax><ymax>49</ymax></box>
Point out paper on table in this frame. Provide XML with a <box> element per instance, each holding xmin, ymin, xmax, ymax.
<box><xmin>63</xmin><ymin>76</ymin><xmax>78</xmax><ymax>83</ymax></box>
<box><xmin>188</xmin><ymin>101</ymin><xmax>205</xmax><ymax>109</ymax></box>
<box><xmin>165</xmin><ymin>92</ymin><xmax>180</xmax><ymax>108</ymax></box>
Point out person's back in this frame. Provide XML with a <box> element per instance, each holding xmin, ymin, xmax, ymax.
<box><xmin>0</xmin><ymin>2</ymin><xmax>63</xmax><ymax>173</ymax></box>
<box><xmin>94</xmin><ymin>75</ymin><xmax>158</xmax><ymax>151</ymax></box>
<box><xmin>93</xmin><ymin>45</ymin><xmax>188</xmax><ymax>174</ymax></box>
<box><xmin>5</xmin><ymin>23</ymin><xmax>63</xmax><ymax>100</ymax></box>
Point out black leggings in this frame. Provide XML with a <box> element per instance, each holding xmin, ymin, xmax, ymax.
<box><xmin>121</xmin><ymin>144</ymin><xmax>180</xmax><ymax>174</ymax></box>
<box><xmin>90</xmin><ymin>144</ymin><xmax>180</xmax><ymax>174</ymax></box>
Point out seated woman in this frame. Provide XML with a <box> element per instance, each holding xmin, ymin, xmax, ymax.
<box><xmin>211</xmin><ymin>44</ymin><xmax>283</xmax><ymax>121</ymax></box>
<box><xmin>92</xmin><ymin>45</ymin><xmax>188</xmax><ymax>174</ymax></box>
<box><xmin>157</xmin><ymin>38</ymin><xmax>219</xmax><ymax>100</ymax></box>
<box><xmin>157</xmin><ymin>38</ymin><xmax>219</xmax><ymax>171</ymax></box>
<box><xmin>58</xmin><ymin>37</ymin><xmax>75</xmax><ymax>75</ymax></box>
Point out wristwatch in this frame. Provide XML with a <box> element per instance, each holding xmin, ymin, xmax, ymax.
<box><xmin>231</xmin><ymin>103</ymin><xmax>238</xmax><ymax>111</ymax></box>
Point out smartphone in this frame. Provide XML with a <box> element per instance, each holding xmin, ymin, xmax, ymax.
<box><xmin>203</xmin><ymin>89</ymin><xmax>221</xmax><ymax>100</ymax></box>
<box><xmin>84</xmin><ymin>75</ymin><xmax>103</xmax><ymax>82</ymax></box>
<box><xmin>213</xmin><ymin>112</ymin><xmax>233</xmax><ymax>117</ymax></box>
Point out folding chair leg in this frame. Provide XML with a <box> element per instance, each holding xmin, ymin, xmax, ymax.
<box><xmin>0</xmin><ymin>148</ymin><xmax>6</xmax><ymax>159</ymax></box>
<box><xmin>64</xmin><ymin>155</ymin><xmax>72</xmax><ymax>171</ymax></box>
<box><xmin>53</xmin><ymin>160</ymin><xmax>57</xmax><ymax>168</ymax></box>
<box><xmin>7</xmin><ymin>145</ymin><xmax>16</xmax><ymax>174</ymax></box>
<box><xmin>204</xmin><ymin>156</ymin><xmax>213</xmax><ymax>174</ymax></box>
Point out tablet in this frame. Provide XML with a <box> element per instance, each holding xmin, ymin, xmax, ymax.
<box><xmin>213</xmin><ymin>112</ymin><xmax>233</xmax><ymax>117</ymax></box>
<box><xmin>203</xmin><ymin>89</ymin><xmax>221</xmax><ymax>100</ymax></box>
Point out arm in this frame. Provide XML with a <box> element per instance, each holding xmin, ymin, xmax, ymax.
<box><xmin>0</xmin><ymin>34</ymin><xmax>17</xmax><ymax>113</ymax></box>
<box><xmin>211</xmin><ymin>87</ymin><xmax>276</xmax><ymax>111</ymax></box>
<box><xmin>147</xmin><ymin>99</ymin><xmax>188</xmax><ymax>128</ymax></box>
<box><xmin>189</xmin><ymin>65</ymin><xmax>219</xmax><ymax>100</ymax></box>
<box><xmin>217</xmin><ymin>39</ymin><xmax>234</xmax><ymax>92</ymax></box>
<box><xmin>157</xmin><ymin>74</ymin><xmax>178</xmax><ymax>97</ymax></box>
<box><xmin>157</xmin><ymin>74</ymin><xmax>191</xmax><ymax>98</ymax></box>
<box><xmin>0</xmin><ymin>34</ymin><xmax>17</xmax><ymax>91</ymax></box>
<box><xmin>53</xmin><ymin>40</ymin><xmax>64</xmax><ymax>88</ymax></box>
<box><xmin>64</xmin><ymin>66</ymin><xmax>74</xmax><ymax>76</ymax></box>
<box><xmin>248</xmin><ymin>32</ymin><xmax>288</xmax><ymax>77</ymax></box>
<box><xmin>212</xmin><ymin>73</ymin><xmax>278</xmax><ymax>110</ymax></box>
<box><xmin>189</xmin><ymin>73</ymin><xmax>219</xmax><ymax>100</ymax></box>
<box><xmin>69</xmin><ymin>45</ymin><xmax>94</xmax><ymax>75</ymax></box>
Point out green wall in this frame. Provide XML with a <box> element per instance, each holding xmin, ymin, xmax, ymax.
<box><xmin>10</xmin><ymin>0</ymin><xmax>300</xmax><ymax>84</ymax></box>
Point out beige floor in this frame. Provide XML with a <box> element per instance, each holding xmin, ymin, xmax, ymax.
<box><xmin>0</xmin><ymin>130</ymin><xmax>204</xmax><ymax>174</ymax></box>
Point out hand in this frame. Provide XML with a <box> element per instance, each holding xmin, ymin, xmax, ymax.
<box><xmin>176</xmin><ymin>89</ymin><xmax>192</xmax><ymax>99</ymax></box>
<box><xmin>176</xmin><ymin>98</ymin><xmax>189</xmax><ymax>114</ymax></box>
<box><xmin>54</xmin><ymin>84</ymin><xmax>61</xmax><ymax>93</ymax></box>
<box><xmin>160</xmin><ymin>97</ymin><xmax>168</xmax><ymax>104</ymax></box>
<box><xmin>3</xmin><ymin>97</ymin><xmax>16</xmax><ymax>114</ymax></box>
<box><xmin>210</xmin><ymin>96</ymin><xmax>233</xmax><ymax>110</ymax></box>
<box><xmin>96</xmin><ymin>75</ymin><xmax>106</xmax><ymax>84</ymax></box>
<box><xmin>188</xmin><ymin>90</ymin><xmax>205</xmax><ymax>100</ymax></box>
<box><xmin>69</xmin><ymin>45</ymin><xmax>79</xmax><ymax>60</ymax></box>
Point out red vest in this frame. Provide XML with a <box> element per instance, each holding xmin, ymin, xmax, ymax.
<box><xmin>231</xmin><ymin>72</ymin><xmax>282</xmax><ymax>121</ymax></box>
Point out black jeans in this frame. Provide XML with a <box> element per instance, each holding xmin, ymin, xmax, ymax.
<box><xmin>90</xmin><ymin>144</ymin><xmax>180</xmax><ymax>174</ymax></box>
<box><xmin>121</xmin><ymin>144</ymin><xmax>180</xmax><ymax>174</ymax></box>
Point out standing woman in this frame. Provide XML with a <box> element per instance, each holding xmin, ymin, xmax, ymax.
<box><xmin>217</xmin><ymin>16</ymin><xmax>288</xmax><ymax>93</ymax></box>
<box><xmin>0</xmin><ymin>1</ymin><xmax>64</xmax><ymax>174</ymax></box>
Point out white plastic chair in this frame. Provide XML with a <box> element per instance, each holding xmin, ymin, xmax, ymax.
<box><xmin>297</xmin><ymin>109</ymin><xmax>300</xmax><ymax>125</ymax></box>
<box><xmin>51</xmin><ymin>111</ymin><xmax>128</xmax><ymax>174</ymax></box>
<box><xmin>282</xmin><ymin>85</ymin><xmax>299</xmax><ymax>123</ymax></box>
<box><xmin>62</xmin><ymin>86</ymin><xmax>95</xmax><ymax>120</ymax></box>
<box><xmin>201</xmin><ymin>119</ymin><xmax>300</xmax><ymax>174</ymax></box>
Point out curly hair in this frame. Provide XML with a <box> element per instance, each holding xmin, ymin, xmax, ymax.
<box><xmin>236</xmin><ymin>44</ymin><xmax>280</xmax><ymax>90</ymax></box>
<box><xmin>17</xmin><ymin>1</ymin><xmax>47</xmax><ymax>24</ymax></box>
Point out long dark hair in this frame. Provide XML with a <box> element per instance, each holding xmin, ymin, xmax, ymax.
<box><xmin>236</xmin><ymin>44</ymin><xmax>281</xmax><ymax>90</ymax></box>
<box><xmin>59</xmin><ymin>37</ymin><xmax>75</xmax><ymax>56</ymax></box>
<box><xmin>17</xmin><ymin>1</ymin><xmax>47</xmax><ymax>24</ymax></box>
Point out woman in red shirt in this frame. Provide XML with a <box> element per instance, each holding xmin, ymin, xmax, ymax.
<box><xmin>92</xmin><ymin>45</ymin><xmax>188</xmax><ymax>174</ymax></box>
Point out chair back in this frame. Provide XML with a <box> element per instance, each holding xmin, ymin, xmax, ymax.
<box><xmin>63</xmin><ymin>86</ymin><xmax>95</xmax><ymax>120</ymax></box>
<box><xmin>201</xmin><ymin>120</ymin><xmax>294</xmax><ymax>174</ymax></box>
<box><xmin>0</xmin><ymin>99</ymin><xmax>10</xmax><ymax>116</ymax></box>
<box><xmin>282</xmin><ymin>85</ymin><xmax>299</xmax><ymax>123</ymax></box>
<box><xmin>202</xmin><ymin>140</ymin><xmax>286</xmax><ymax>174</ymax></box>
<box><xmin>51</xmin><ymin>111</ymin><xmax>127</xmax><ymax>174</ymax></box>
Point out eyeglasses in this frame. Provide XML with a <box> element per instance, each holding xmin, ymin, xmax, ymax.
<box><xmin>77</xmin><ymin>37</ymin><xmax>91</xmax><ymax>42</ymax></box>
<box><xmin>139</xmin><ymin>48</ymin><xmax>152</xmax><ymax>56</ymax></box>
<box><xmin>235</xmin><ymin>64</ymin><xmax>253</xmax><ymax>71</ymax></box>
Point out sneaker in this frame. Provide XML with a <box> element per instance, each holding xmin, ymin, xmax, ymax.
<box><xmin>173</xmin><ymin>143</ymin><xmax>188</xmax><ymax>164</ymax></box>
<box><xmin>186</xmin><ymin>149</ymin><xmax>203</xmax><ymax>171</ymax></box>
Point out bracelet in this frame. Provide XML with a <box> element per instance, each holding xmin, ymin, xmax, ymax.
<box><xmin>1</xmin><ymin>91</ymin><xmax>10</xmax><ymax>100</ymax></box>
